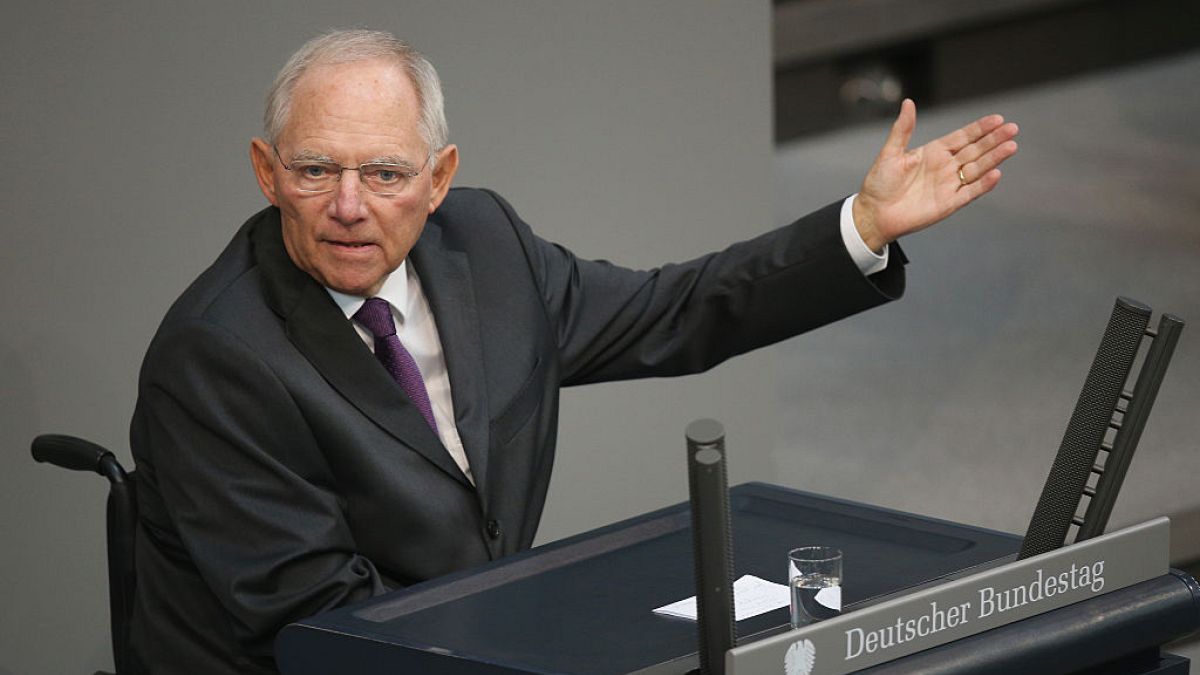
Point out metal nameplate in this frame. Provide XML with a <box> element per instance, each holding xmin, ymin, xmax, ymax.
<box><xmin>726</xmin><ymin>517</ymin><xmax>1169</xmax><ymax>675</ymax></box>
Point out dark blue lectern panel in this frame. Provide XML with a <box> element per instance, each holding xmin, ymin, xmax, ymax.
<box><xmin>277</xmin><ymin>484</ymin><xmax>1020</xmax><ymax>674</ymax></box>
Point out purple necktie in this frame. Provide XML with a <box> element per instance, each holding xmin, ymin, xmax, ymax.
<box><xmin>354</xmin><ymin>297</ymin><xmax>439</xmax><ymax>434</ymax></box>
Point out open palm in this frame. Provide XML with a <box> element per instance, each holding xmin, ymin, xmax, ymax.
<box><xmin>853</xmin><ymin>99</ymin><xmax>1019</xmax><ymax>251</ymax></box>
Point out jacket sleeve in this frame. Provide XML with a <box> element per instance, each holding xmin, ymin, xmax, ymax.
<box><xmin>484</xmin><ymin>190</ymin><xmax>906</xmax><ymax>386</ymax></box>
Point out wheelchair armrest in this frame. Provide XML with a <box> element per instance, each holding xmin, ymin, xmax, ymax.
<box><xmin>32</xmin><ymin>434</ymin><xmax>127</xmax><ymax>483</ymax></box>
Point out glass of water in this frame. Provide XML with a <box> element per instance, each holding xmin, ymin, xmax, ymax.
<box><xmin>788</xmin><ymin>546</ymin><xmax>843</xmax><ymax>628</ymax></box>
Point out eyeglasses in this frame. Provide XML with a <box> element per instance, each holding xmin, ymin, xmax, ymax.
<box><xmin>273</xmin><ymin>145</ymin><xmax>430</xmax><ymax>196</ymax></box>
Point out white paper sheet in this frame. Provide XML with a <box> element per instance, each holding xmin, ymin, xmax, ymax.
<box><xmin>652</xmin><ymin>574</ymin><xmax>790</xmax><ymax>622</ymax></box>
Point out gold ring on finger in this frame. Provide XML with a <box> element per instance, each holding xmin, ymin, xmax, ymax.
<box><xmin>958</xmin><ymin>167</ymin><xmax>968</xmax><ymax>186</ymax></box>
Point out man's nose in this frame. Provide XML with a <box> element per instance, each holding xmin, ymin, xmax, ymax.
<box><xmin>329</xmin><ymin>170</ymin><xmax>367</xmax><ymax>223</ymax></box>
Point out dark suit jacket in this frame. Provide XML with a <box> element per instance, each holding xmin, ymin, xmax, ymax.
<box><xmin>128</xmin><ymin>187</ymin><xmax>904</xmax><ymax>674</ymax></box>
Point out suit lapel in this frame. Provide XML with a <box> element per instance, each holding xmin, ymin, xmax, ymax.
<box><xmin>410</xmin><ymin>219</ymin><xmax>491</xmax><ymax>503</ymax></box>
<box><xmin>250</xmin><ymin>209</ymin><xmax>471</xmax><ymax>488</ymax></box>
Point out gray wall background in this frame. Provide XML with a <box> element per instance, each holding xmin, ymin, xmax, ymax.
<box><xmin>3</xmin><ymin>2</ymin><xmax>1198</xmax><ymax>674</ymax></box>
<box><xmin>1</xmin><ymin>2</ymin><xmax>775</xmax><ymax>673</ymax></box>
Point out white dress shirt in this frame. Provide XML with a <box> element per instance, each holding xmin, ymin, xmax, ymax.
<box><xmin>326</xmin><ymin>194</ymin><xmax>885</xmax><ymax>483</ymax></box>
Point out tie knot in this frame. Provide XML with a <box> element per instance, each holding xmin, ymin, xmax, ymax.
<box><xmin>353</xmin><ymin>297</ymin><xmax>397</xmax><ymax>338</ymax></box>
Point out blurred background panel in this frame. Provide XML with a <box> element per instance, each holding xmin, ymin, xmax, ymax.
<box><xmin>774</xmin><ymin>0</ymin><xmax>1200</xmax><ymax>140</ymax></box>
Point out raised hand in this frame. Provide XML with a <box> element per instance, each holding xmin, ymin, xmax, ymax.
<box><xmin>852</xmin><ymin>99</ymin><xmax>1019</xmax><ymax>252</ymax></box>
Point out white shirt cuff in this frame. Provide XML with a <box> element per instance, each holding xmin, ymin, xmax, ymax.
<box><xmin>840</xmin><ymin>194</ymin><xmax>888</xmax><ymax>277</ymax></box>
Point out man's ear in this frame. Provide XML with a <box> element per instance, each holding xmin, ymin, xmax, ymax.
<box><xmin>427</xmin><ymin>144</ymin><xmax>459</xmax><ymax>214</ymax></box>
<box><xmin>250</xmin><ymin>138</ymin><xmax>280</xmax><ymax>207</ymax></box>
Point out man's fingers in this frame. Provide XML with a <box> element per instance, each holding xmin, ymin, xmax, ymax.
<box><xmin>955</xmin><ymin>168</ymin><xmax>1003</xmax><ymax>206</ymax></box>
<box><xmin>939</xmin><ymin>113</ymin><xmax>1005</xmax><ymax>153</ymax></box>
<box><xmin>957</xmin><ymin>140</ymin><xmax>1018</xmax><ymax>186</ymax></box>
<box><xmin>952</xmin><ymin>122</ymin><xmax>1019</xmax><ymax>166</ymax></box>
<box><xmin>881</xmin><ymin>98</ymin><xmax>916</xmax><ymax>157</ymax></box>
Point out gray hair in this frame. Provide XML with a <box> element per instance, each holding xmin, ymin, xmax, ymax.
<box><xmin>263</xmin><ymin>29</ymin><xmax>448</xmax><ymax>155</ymax></box>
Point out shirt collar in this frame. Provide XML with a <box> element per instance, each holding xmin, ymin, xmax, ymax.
<box><xmin>326</xmin><ymin>260</ymin><xmax>411</xmax><ymax>322</ymax></box>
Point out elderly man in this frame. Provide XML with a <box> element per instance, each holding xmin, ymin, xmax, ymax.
<box><xmin>129</xmin><ymin>29</ymin><xmax>1017</xmax><ymax>674</ymax></box>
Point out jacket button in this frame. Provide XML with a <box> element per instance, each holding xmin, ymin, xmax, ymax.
<box><xmin>486</xmin><ymin>519</ymin><xmax>502</xmax><ymax>540</ymax></box>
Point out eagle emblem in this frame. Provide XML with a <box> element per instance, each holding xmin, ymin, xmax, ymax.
<box><xmin>784</xmin><ymin>638</ymin><xmax>816</xmax><ymax>675</ymax></box>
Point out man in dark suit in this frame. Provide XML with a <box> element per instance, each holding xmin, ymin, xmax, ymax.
<box><xmin>129</xmin><ymin>29</ymin><xmax>1017</xmax><ymax>674</ymax></box>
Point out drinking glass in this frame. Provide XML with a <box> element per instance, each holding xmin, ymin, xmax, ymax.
<box><xmin>788</xmin><ymin>546</ymin><xmax>843</xmax><ymax>628</ymax></box>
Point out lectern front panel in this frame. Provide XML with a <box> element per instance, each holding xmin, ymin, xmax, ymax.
<box><xmin>277</xmin><ymin>484</ymin><xmax>1021</xmax><ymax>674</ymax></box>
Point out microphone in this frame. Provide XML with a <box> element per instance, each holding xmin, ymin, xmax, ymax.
<box><xmin>686</xmin><ymin>418</ymin><xmax>735</xmax><ymax>675</ymax></box>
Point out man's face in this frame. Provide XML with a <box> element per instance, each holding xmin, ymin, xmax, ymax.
<box><xmin>250</xmin><ymin>58</ymin><xmax>458</xmax><ymax>297</ymax></box>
